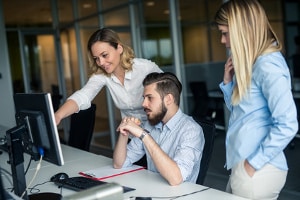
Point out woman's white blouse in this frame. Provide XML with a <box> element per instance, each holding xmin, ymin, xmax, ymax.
<box><xmin>68</xmin><ymin>58</ymin><xmax>162</xmax><ymax>122</ymax></box>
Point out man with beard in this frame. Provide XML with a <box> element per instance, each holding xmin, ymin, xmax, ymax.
<box><xmin>113</xmin><ymin>72</ymin><xmax>204</xmax><ymax>186</ymax></box>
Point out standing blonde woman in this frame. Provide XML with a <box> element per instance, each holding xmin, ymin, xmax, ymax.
<box><xmin>55</xmin><ymin>28</ymin><xmax>162</xmax><ymax>125</ymax></box>
<box><xmin>215</xmin><ymin>0</ymin><xmax>298</xmax><ymax>199</ymax></box>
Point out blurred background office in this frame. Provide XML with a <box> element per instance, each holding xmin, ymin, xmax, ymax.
<box><xmin>0</xmin><ymin>0</ymin><xmax>299</xmax><ymax>199</ymax></box>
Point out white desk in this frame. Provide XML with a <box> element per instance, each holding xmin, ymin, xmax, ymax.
<box><xmin>1</xmin><ymin>144</ymin><xmax>248</xmax><ymax>200</ymax></box>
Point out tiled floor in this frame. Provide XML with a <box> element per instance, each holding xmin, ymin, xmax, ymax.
<box><xmin>89</xmin><ymin>118</ymin><xmax>300</xmax><ymax>200</ymax></box>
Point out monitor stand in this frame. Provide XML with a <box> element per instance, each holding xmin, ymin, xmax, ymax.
<box><xmin>7</xmin><ymin>125</ymin><xmax>60</xmax><ymax>200</ymax></box>
<box><xmin>29</xmin><ymin>192</ymin><xmax>62</xmax><ymax>200</ymax></box>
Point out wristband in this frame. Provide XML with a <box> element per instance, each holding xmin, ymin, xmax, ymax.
<box><xmin>139</xmin><ymin>129</ymin><xmax>149</xmax><ymax>141</ymax></box>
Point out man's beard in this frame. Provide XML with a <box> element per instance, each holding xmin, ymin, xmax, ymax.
<box><xmin>147</xmin><ymin>102</ymin><xmax>167</xmax><ymax>126</ymax></box>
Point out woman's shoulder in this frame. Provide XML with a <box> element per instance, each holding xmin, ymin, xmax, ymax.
<box><xmin>87</xmin><ymin>73</ymin><xmax>108</xmax><ymax>83</ymax></box>
<box><xmin>253</xmin><ymin>51</ymin><xmax>290</xmax><ymax>81</ymax></box>
<box><xmin>255</xmin><ymin>51</ymin><xmax>287</xmax><ymax>71</ymax></box>
<box><xmin>132</xmin><ymin>58</ymin><xmax>162</xmax><ymax>72</ymax></box>
<box><xmin>133</xmin><ymin>58</ymin><xmax>157</xmax><ymax>66</ymax></box>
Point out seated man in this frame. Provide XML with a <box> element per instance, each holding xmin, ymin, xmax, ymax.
<box><xmin>113</xmin><ymin>72</ymin><xmax>204</xmax><ymax>186</ymax></box>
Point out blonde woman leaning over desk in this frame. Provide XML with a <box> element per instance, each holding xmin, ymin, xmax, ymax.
<box><xmin>55</xmin><ymin>28</ymin><xmax>162</xmax><ymax>126</ymax></box>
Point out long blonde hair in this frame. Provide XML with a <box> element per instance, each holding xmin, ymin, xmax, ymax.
<box><xmin>215</xmin><ymin>0</ymin><xmax>281</xmax><ymax>105</ymax></box>
<box><xmin>87</xmin><ymin>28</ymin><xmax>135</xmax><ymax>75</ymax></box>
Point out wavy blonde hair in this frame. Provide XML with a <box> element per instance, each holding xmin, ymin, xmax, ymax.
<box><xmin>215</xmin><ymin>0</ymin><xmax>281</xmax><ymax>105</ymax></box>
<box><xmin>87</xmin><ymin>28</ymin><xmax>135</xmax><ymax>75</ymax></box>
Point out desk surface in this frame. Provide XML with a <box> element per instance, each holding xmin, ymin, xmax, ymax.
<box><xmin>1</xmin><ymin>144</ymin><xmax>248</xmax><ymax>200</ymax></box>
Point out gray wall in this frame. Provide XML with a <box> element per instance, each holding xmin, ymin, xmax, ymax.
<box><xmin>0</xmin><ymin>0</ymin><xmax>16</xmax><ymax>129</ymax></box>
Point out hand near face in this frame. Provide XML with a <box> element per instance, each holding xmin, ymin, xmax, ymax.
<box><xmin>117</xmin><ymin>117</ymin><xmax>142</xmax><ymax>137</ymax></box>
<box><xmin>223</xmin><ymin>56</ymin><xmax>234</xmax><ymax>84</ymax></box>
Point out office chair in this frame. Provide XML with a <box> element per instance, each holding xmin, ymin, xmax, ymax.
<box><xmin>68</xmin><ymin>103</ymin><xmax>96</xmax><ymax>151</ymax></box>
<box><xmin>51</xmin><ymin>84</ymin><xmax>63</xmax><ymax>112</ymax></box>
<box><xmin>189</xmin><ymin>81</ymin><xmax>216</xmax><ymax>121</ymax></box>
<box><xmin>195</xmin><ymin>118</ymin><xmax>216</xmax><ymax>185</ymax></box>
<box><xmin>134</xmin><ymin>155</ymin><xmax>147</xmax><ymax>169</ymax></box>
<box><xmin>190</xmin><ymin>81</ymin><xmax>226</xmax><ymax>131</ymax></box>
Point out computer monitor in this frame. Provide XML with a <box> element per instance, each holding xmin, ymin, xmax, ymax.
<box><xmin>6</xmin><ymin>93</ymin><xmax>64</xmax><ymax>200</ymax></box>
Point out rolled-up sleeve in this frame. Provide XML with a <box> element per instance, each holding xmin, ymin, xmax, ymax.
<box><xmin>68</xmin><ymin>74</ymin><xmax>105</xmax><ymax>111</ymax></box>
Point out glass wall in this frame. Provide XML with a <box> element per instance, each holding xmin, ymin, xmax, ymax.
<box><xmin>3</xmin><ymin>0</ymin><xmax>287</xmax><ymax>149</ymax></box>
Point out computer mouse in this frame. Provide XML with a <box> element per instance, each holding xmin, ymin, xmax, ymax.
<box><xmin>50</xmin><ymin>172</ymin><xmax>69</xmax><ymax>182</ymax></box>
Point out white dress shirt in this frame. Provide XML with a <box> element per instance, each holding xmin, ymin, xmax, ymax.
<box><xmin>68</xmin><ymin>58</ymin><xmax>162</xmax><ymax>121</ymax></box>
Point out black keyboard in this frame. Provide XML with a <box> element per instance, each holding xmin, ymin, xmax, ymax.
<box><xmin>53</xmin><ymin>176</ymin><xmax>135</xmax><ymax>193</ymax></box>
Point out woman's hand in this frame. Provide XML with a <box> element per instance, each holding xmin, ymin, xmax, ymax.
<box><xmin>244</xmin><ymin>160</ymin><xmax>256</xmax><ymax>177</ymax></box>
<box><xmin>223</xmin><ymin>56</ymin><xmax>234</xmax><ymax>84</ymax></box>
<box><xmin>54</xmin><ymin>113</ymin><xmax>62</xmax><ymax>125</ymax></box>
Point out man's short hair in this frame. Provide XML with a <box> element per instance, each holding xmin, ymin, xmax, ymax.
<box><xmin>143</xmin><ymin>72</ymin><xmax>182</xmax><ymax>106</ymax></box>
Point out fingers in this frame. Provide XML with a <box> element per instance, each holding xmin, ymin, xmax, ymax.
<box><xmin>224</xmin><ymin>57</ymin><xmax>233</xmax><ymax>70</ymax></box>
<box><xmin>122</xmin><ymin>117</ymin><xmax>141</xmax><ymax>125</ymax></box>
<box><xmin>117</xmin><ymin>116</ymin><xmax>141</xmax><ymax>136</ymax></box>
<box><xmin>223</xmin><ymin>57</ymin><xmax>234</xmax><ymax>84</ymax></box>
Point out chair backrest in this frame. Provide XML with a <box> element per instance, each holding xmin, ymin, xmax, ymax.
<box><xmin>195</xmin><ymin>118</ymin><xmax>216</xmax><ymax>185</ymax></box>
<box><xmin>51</xmin><ymin>85</ymin><xmax>63</xmax><ymax>112</ymax></box>
<box><xmin>68</xmin><ymin>104</ymin><xmax>96</xmax><ymax>151</ymax></box>
<box><xmin>189</xmin><ymin>81</ymin><xmax>210</xmax><ymax>119</ymax></box>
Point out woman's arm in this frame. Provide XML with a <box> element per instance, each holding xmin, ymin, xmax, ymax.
<box><xmin>54</xmin><ymin>99</ymin><xmax>79</xmax><ymax>125</ymax></box>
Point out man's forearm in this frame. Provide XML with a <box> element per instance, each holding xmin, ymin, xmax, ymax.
<box><xmin>113</xmin><ymin>134</ymin><xmax>128</xmax><ymax>168</ymax></box>
<box><xmin>143</xmin><ymin>134</ymin><xmax>183</xmax><ymax>185</ymax></box>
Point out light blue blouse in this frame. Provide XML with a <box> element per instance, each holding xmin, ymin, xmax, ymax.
<box><xmin>220</xmin><ymin>51</ymin><xmax>298</xmax><ymax>171</ymax></box>
<box><xmin>123</xmin><ymin>109</ymin><xmax>204</xmax><ymax>183</ymax></box>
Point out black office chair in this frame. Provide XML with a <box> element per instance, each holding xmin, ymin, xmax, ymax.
<box><xmin>195</xmin><ymin>118</ymin><xmax>216</xmax><ymax>185</ymax></box>
<box><xmin>51</xmin><ymin>84</ymin><xmax>63</xmax><ymax>112</ymax></box>
<box><xmin>189</xmin><ymin>81</ymin><xmax>216</xmax><ymax>121</ymax></box>
<box><xmin>68</xmin><ymin>103</ymin><xmax>96</xmax><ymax>151</ymax></box>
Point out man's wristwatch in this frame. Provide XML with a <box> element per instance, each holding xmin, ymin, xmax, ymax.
<box><xmin>139</xmin><ymin>129</ymin><xmax>149</xmax><ymax>141</ymax></box>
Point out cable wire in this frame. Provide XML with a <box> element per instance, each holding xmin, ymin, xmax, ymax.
<box><xmin>20</xmin><ymin>155</ymin><xmax>43</xmax><ymax>199</ymax></box>
<box><xmin>129</xmin><ymin>187</ymin><xmax>210</xmax><ymax>200</ymax></box>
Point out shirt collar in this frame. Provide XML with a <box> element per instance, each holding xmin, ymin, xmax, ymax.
<box><xmin>110</xmin><ymin>70</ymin><xmax>132</xmax><ymax>83</ymax></box>
<box><xmin>125</xmin><ymin>70</ymin><xmax>132</xmax><ymax>80</ymax></box>
<box><xmin>111</xmin><ymin>70</ymin><xmax>132</xmax><ymax>83</ymax></box>
<box><xmin>154</xmin><ymin>108</ymin><xmax>183</xmax><ymax>132</ymax></box>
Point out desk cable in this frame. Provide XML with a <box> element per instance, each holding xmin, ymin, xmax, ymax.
<box><xmin>20</xmin><ymin>150</ymin><xmax>44</xmax><ymax>199</ymax></box>
<box><xmin>0</xmin><ymin>167</ymin><xmax>13</xmax><ymax>190</ymax></box>
<box><xmin>130</xmin><ymin>187</ymin><xmax>210</xmax><ymax>200</ymax></box>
